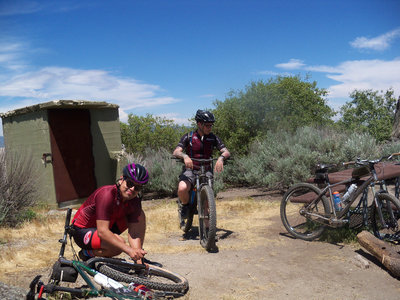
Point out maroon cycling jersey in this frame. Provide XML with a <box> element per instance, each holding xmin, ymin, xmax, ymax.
<box><xmin>72</xmin><ymin>185</ymin><xmax>142</xmax><ymax>233</ymax></box>
<box><xmin>177</xmin><ymin>131</ymin><xmax>225</xmax><ymax>165</ymax></box>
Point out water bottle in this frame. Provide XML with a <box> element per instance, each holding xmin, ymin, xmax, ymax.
<box><xmin>333</xmin><ymin>191</ymin><xmax>342</xmax><ymax>211</ymax></box>
<box><xmin>128</xmin><ymin>282</ymin><xmax>154</xmax><ymax>299</ymax></box>
<box><xmin>93</xmin><ymin>272</ymin><xmax>124</xmax><ymax>289</ymax></box>
<box><xmin>342</xmin><ymin>183</ymin><xmax>357</xmax><ymax>203</ymax></box>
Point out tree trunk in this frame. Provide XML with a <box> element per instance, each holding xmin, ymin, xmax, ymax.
<box><xmin>357</xmin><ymin>231</ymin><xmax>400</xmax><ymax>277</ymax></box>
<box><xmin>392</xmin><ymin>98</ymin><xmax>400</xmax><ymax>139</ymax></box>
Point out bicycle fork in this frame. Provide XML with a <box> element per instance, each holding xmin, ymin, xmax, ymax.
<box><xmin>371</xmin><ymin>182</ymin><xmax>395</xmax><ymax>229</ymax></box>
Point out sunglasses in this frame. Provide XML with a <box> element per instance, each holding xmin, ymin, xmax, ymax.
<box><xmin>125</xmin><ymin>179</ymin><xmax>142</xmax><ymax>191</ymax></box>
<box><xmin>203</xmin><ymin>123</ymin><xmax>213</xmax><ymax>128</ymax></box>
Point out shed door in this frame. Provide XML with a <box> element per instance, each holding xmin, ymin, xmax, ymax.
<box><xmin>48</xmin><ymin>109</ymin><xmax>97</xmax><ymax>203</ymax></box>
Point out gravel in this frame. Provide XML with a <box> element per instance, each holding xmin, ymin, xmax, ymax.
<box><xmin>0</xmin><ymin>281</ymin><xmax>28</xmax><ymax>300</ymax></box>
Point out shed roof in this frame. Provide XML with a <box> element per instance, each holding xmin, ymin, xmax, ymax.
<box><xmin>0</xmin><ymin>100</ymin><xmax>119</xmax><ymax>118</ymax></box>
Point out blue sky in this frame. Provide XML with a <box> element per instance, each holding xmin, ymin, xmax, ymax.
<box><xmin>0</xmin><ymin>0</ymin><xmax>400</xmax><ymax>136</ymax></box>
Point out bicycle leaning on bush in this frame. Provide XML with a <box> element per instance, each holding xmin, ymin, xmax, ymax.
<box><xmin>280</xmin><ymin>153</ymin><xmax>400</xmax><ymax>242</ymax></box>
<box><xmin>27</xmin><ymin>208</ymin><xmax>189</xmax><ymax>299</ymax></box>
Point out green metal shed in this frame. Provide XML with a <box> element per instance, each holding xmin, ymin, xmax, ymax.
<box><xmin>0</xmin><ymin>100</ymin><xmax>127</xmax><ymax>207</ymax></box>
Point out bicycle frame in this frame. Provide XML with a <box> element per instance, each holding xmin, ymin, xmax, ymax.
<box><xmin>192</xmin><ymin>159</ymin><xmax>214</xmax><ymax>209</ymax></box>
<box><xmin>305</xmin><ymin>155</ymin><xmax>399</xmax><ymax>227</ymax></box>
<box><xmin>30</xmin><ymin>259</ymin><xmax>148</xmax><ymax>299</ymax></box>
<box><xmin>27</xmin><ymin>208</ymin><xmax>152</xmax><ymax>300</ymax></box>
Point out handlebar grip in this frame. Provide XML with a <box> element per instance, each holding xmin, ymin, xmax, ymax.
<box><xmin>342</xmin><ymin>161</ymin><xmax>355</xmax><ymax>166</ymax></box>
<box><xmin>65</xmin><ymin>208</ymin><xmax>72</xmax><ymax>227</ymax></box>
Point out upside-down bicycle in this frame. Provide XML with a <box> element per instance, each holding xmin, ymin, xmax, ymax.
<box><xmin>27</xmin><ymin>208</ymin><xmax>189</xmax><ymax>299</ymax></box>
<box><xmin>280</xmin><ymin>153</ymin><xmax>400</xmax><ymax>242</ymax></box>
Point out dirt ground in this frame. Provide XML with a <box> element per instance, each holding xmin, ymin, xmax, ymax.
<box><xmin>3</xmin><ymin>187</ymin><xmax>400</xmax><ymax>299</ymax></box>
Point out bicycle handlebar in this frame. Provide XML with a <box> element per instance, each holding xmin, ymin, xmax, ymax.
<box><xmin>171</xmin><ymin>156</ymin><xmax>230</xmax><ymax>163</ymax></box>
<box><xmin>342</xmin><ymin>152</ymin><xmax>400</xmax><ymax>167</ymax></box>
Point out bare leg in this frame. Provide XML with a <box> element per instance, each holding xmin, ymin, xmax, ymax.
<box><xmin>93</xmin><ymin>210</ymin><xmax>146</xmax><ymax>258</ymax></box>
<box><xmin>178</xmin><ymin>180</ymin><xmax>191</xmax><ymax>205</ymax></box>
<box><xmin>93</xmin><ymin>234</ymin><xmax>125</xmax><ymax>257</ymax></box>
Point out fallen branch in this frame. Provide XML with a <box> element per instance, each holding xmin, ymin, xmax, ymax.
<box><xmin>357</xmin><ymin>231</ymin><xmax>400</xmax><ymax>277</ymax></box>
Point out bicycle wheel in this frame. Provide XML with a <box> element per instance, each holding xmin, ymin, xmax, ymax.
<box><xmin>198</xmin><ymin>185</ymin><xmax>217</xmax><ymax>251</ymax></box>
<box><xmin>97</xmin><ymin>259</ymin><xmax>189</xmax><ymax>293</ymax></box>
<box><xmin>179</xmin><ymin>200</ymin><xmax>195</xmax><ymax>233</ymax></box>
<box><xmin>281</xmin><ymin>183</ymin><xmax>330</xmax><ymax>241</ymax></box>
<box><xmin>371</xmin><ymin>192</ymin><xmax>400</xmax><ymax>242</ymax></box>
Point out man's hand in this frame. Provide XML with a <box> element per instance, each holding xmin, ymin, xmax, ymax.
<box><xmin>183</xmin><ymin>155</ymin><xmax>193</xmax><ymax>169</ymax></box>
<box><xmin>127</xmin><ymin>247</ymin><xmax>147</xmax><ymax>261</ymax></box>
<box><xmin>173</xmin><ymin>146</ymin><xmax>193</xmax><ymax>169</ymax></box>
<box><xmin>214</xmin><ymin>157</ymin><xmax>224</xmax><ymax>173</ymax></box>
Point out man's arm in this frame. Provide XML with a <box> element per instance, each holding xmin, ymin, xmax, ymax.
<box><xmin>215</xmin><ymin>147</ymin><xmax>230</xmax><ymax>173</ymax></box>
<box><xmin>127</xmin><ymin>209</ymin><xmax>146</xmax><ymax>249</ymax></box>
<box><xmin>97</xmin><ymin>219</ymin><xmax>146</xmax><ymax>260</ymax></box>
<box><xmin>173</xmin><ymin>146</ymin><xmax>193</xmax><ymax>169</ymax></box>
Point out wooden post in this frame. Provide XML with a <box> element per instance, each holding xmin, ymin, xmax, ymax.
<box><xmin>357</xmin><ymin>231</ymin><xmax>400</xmax><ymax>277</ymax></box>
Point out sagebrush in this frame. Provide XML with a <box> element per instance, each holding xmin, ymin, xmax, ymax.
<box><xmin>0</xmin><ymin>149</ymin><xmax>41</xmax><ymax>227</ymax></box>
<box><xmin>121</xmin><ymin>126</ymin><xmax>398</xmax><ymax>196</ymax></box>
<box><xmin>125</xmin><ymin>147</ymin><xmax>225</xmax><ymax>196</ymax></box>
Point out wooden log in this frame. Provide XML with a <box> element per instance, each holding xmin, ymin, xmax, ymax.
<box><xmin>357</xmin><ymin>231</ymin><xmax>400</xmax><ymax>277</ymax></box>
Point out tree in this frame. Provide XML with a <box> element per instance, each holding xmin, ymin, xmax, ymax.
<box><xmin>120</xmin><ymin>114</ymin><xmax>189</xmax><ymax>154</ymax></box>
<box><xmin>338</xmin><ymin>89</ymin><xmax>397</xmax><ymax>142</ymax></box>
<box><xmin>212</xmin><ymin>75</ymin><xmax>335</xmax><ymax>154</ymax></box>
<box><xmin>392</xmin><ymin>98</ymin><xmax>400</xmax><ymax>140</ymax></box>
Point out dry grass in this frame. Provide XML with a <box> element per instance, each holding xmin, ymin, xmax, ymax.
<box><xmin>0</xmin><ymin>195</ymin><xmax>280</xmax><ymax>281</ymax></box>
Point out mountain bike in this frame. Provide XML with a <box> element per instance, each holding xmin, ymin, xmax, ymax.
<box><xmin>174</xmin><ymin>157</ymin><xmax>218</xmax><ymax>251</ymax></box>
<box><xmin>27</xmin><ymin>208</ymin><xmax>189</xmax><ymax>299</ymax></box>
<box><xmin>280</xmin><ymin>153</ymin><xmax>400</xmax><ymax>242</ymax></box>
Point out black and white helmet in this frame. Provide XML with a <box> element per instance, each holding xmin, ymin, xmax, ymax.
<box><xmin>195</xmin><ymin>110</ymin><xmax>215</xmax><ymax>123</ymax></box>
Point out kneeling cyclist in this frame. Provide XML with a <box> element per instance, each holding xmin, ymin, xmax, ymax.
<box><xmin>71</xmin><ymin>163</ymin><xmax>149</xmax><ymax>263</ymax></box>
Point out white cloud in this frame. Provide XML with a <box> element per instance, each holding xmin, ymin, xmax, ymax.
<box><xmin>274</xmin><ymin>55</ymin><xmax>400</xmax><ymax>100</ymax></box>
<box><xmin>275</xmin><ymin>59</ymin><xmax>305</xmax><ymax>70</ymax></box>
<box><xmin>350</xmin><ymin>28</ymin><xmax>400</xmax><ymax>51</ymax></box>
<box><xmin>157</xmin><ymin>113</ymin><xmax>191</xmax><ymax>126</ymax></box>
<box><xmin>0</xmin><ymin>41</ymin><xmax>29</xmax><ymax>72</ymax></box>
<box><xmin>309</xmin><ymin>59</ymin><xmax>400</xmax><ymax>99</ymax></box>
<box><xmin>0</xmin><ymin>1</ymin><xmax>42</xmax><ymax>16</ymax></box>
<box><xmin>0</xmin><ymin>67</ymin><xmax>179</xmax><ymax>114</ymax></box>
<box><xmin>255</xmin><ymin>70</ymin><xmax>293</xmax><ymax>77</ymax></box>
<box><xmin>199</xmin><ymin>94</ymin><xmax>216</xmax><ymax>98</ymax></box>
<box><xmin>0</xmin><ymin>0</ymin><xmax>88</xmax><ymax>16</ymax></box>
<box><xmin>0</xmin><ymin>38</ymin><xmax>180</xmax><ymax>136</ymax></box>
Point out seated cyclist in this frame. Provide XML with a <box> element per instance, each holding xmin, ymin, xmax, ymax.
<box><xmin>172</xmin><ymin>109</ymin><xmax>230</xmax><ymax>220</ymax></box>
<box><xmin>71</xmin><ymin>163</ymin><xmax>149</xmax><ymax>262</ymax></box>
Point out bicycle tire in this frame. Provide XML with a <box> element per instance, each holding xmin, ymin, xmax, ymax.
<box><xmin>371</xmin><ymin>192</ymin><xmax>400</xmax><ymax>242</ymax></box>
<box><xmin>281</xmin><ymin>183</ymin><xmax>330</xmax><ymax>241</ymax></box>
<box><xmin>97</xmin><ymin>260</ymin><xmax>189</xmax><ymax>293</ymax></box>
<box><xmin>198</xmin><ymin>185</ymin><xmax>217</xmax><ymax>251</ymax></box>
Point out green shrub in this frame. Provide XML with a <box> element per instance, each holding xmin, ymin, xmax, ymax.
<box><xmin>223</xmin><ymin>127</ymin><xmax>382</xmax><ymax>189</ymax></box>
<box><xmin>126</xmin><ymin>148</ymin><xmax>181</xmax><ymax>196</ymax></box>
<box><xmin>124</xmin><ymin>126</ymin><xmax>399</xmax><ymax>195</ymax></box>
<box><xmin>126</xmin><ymin>148</ymin><xmax>226</xmax><ymax>197</ymax></box>
<box><xmin>338</xmin><ymin>132</ymin><xmax>380</xmax><ymax>161</ymax></box>
<box><xmin>381</xmin><ymin>141</ymin><xmax>400</xmax><ymax>158</ymax></box>
<box><xmin>0</xmin><ymin>150</ymin><xmax>40</xmax><ymax>227</ymax></box>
